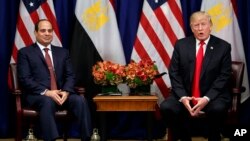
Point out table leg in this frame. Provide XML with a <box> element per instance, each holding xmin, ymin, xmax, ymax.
<box><xmin>99</xmin><ymin>112</ymin><xmax>107</xmax><ymax>141</ymax></box>
<box><xmin>147</xmin><ymin>112</ymin><xmax>153</xmax><ymax>141</ymax></box>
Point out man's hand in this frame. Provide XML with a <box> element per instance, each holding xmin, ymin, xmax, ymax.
<box><xmin>44</xmin><ymin>90</ymin><xmax>69</xmax><ymax>105</ymax></box>
<box><xmin>58</xmin><ymin>91</ymin><xmax>69</xmax><ymax>105</ymax></box>
<box><xmin>181</xmin><ymin>96</ymin><xmax>209</xmax><ymax>117</ymax></box>
<box><xmin>190</xmin><ymin>97</ymin><xmax>209</xmax><ymax>117</ymax></box>
<box><xmin>44</xmin><ymin>90</ymin><xmax>62</xmax><ymax>105</ymax></box>
<box><xmin>180</xmin><ymin>96</ymin><xmax>193</xmax><ymax>115</ymax></box>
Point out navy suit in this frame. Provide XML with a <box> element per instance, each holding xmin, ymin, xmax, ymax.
<box><xmin>17</xmin><ymin>43</ymin><xmax>91</xmax><ymax>141</ymax></box>
<box><xmin>160</xmin><ymin>35</ymin><xmax>232</xmax><ymax>141</ymax></box>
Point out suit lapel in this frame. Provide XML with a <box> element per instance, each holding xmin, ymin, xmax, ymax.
<box><xmin>200</xmin><ymin>36</ymin><xmax>215</xmax><ymax>78</ymax></box>
<box><xmin>33</xmin><ymin>43</ymin><xmax>47</xmax><ymax>67</ymax></box>
<box><xmin>189</xmin><ymin>38</ymin><xmax>196</xmax><ymax>83</ymax></box>
<box><xmin>51</xmin><ymin>46</ymin><xmax>58</xmax><ymax>75</ymax></box>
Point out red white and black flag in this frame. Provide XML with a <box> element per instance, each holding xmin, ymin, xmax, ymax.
<box><xmin>70</xmin><ymin>0</ymin><xmax>125</xmax><ymax>97</ymax></box>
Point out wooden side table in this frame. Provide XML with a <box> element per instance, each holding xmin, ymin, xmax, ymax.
<box><xmin>93</xmin><ymin>95</ymin><xmax>158</xmax><ymax>141</ymax></box>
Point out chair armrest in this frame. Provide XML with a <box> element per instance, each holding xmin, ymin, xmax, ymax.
<box><xmin>10</xmin><ymin>88</ymin><xmax>22</xmax><ymax>115</ymax></box>
<box><xmin>74</xmin><ymin>87</ymin><xmax>85</xmax><ymax>96</ymax></box>
<box><xmin>230</xmin><ymin>86</ymin><xmax>245</xmax><ymax>113</ymax></box>
<box><xmin>232</xmin><ymin>86</ymin><xmax>246</xmax><ymax>94</ymax></box>
<box><xmin>12</xmin><ymin>89</ymin><xmax>22</xmax><ymax>95</ymax></box>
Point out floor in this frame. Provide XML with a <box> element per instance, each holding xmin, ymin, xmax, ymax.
<box><xmin>0</xmin><ymin>139</ymin><xmax>205</xmax><ymax>141</ymax></box>
<box><xmin>0</xmin><ymin>137</ymin><xmax>229</xmax><ymax>141</ymax></box>
<box><xmin>0</xmin><ymin>137</ymin><xmax>231</xmax><ymax>141</ymax></box>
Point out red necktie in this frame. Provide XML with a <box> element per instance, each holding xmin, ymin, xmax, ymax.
<box><xmin>192</xmin><ymin>41</ymin><xmax>204</xmax><ymax>105</ymax></box>
<box><xmin>44</xmin><ymin>48</ymin><xmax>57</xmax><ymax>90</ymax></box>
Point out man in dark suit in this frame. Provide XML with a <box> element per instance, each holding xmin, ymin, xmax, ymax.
<box><xmin>160</xmin><ymin>11</ymin><xmax>232</xmax><ymax>141</ymax></box>
<box><xmin>17</xmin><ymin>19</ymin><xmax>92</xmax><ymax>141</ymax></box>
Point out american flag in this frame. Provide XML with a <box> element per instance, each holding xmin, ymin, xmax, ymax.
<box><xmin>11</xmin><ymin>0</ymin><xmax>61</xmax><ymax>63</ymax></box>
<box><xmin>8</xmin><ymin>0</ymin><xmax>61</xmax><ymax>89</ymax></box>
<box><xmin>131</xmin><ymin>0</ymin><xmax>185</xmax><ymax>105</ymax></box>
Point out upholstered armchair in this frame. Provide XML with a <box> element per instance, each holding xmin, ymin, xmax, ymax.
<box><xmin>166</xmin><ymin>61</ymin><xmax>245</xmax><ymax>141</ymax></box>
<box><xmin>9</xmin><ymin>63</ymin><xmax>85</xmax><ymax>141</ymax></box>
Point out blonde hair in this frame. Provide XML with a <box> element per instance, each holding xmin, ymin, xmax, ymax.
<box><xmin>190</xmin><ymin>11</ymin><xmax>212</xmax><ymax>26</ymax></box>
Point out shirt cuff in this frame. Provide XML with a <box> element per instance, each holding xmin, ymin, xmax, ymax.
<box><xmin>203</xmin><ymin>96</ymin><xmax>210</xmax><ymax>102</ymax></box>
<box><xmin>41</xmin><ymin>89</ymin><xmax>48</xmax><ymax>95</ymax></box>
<box><xmin>179</xmin><ymin>96</ymin><xmax>188</xmax><ymax>102</ymax></box>
<box><xmin>179</xmin><ymin>96</ymin><xmax>210</xmax><ymax>102</ymax></box>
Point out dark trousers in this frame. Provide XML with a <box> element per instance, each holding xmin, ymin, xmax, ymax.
<box><xmin>25</xmin><ymin>94</ymin><xmax>92</xmax><ymax>141</ymax></box>
<box><xmin>160</xmin><ymin>95</ymin><xmax>229</xmax><ymax>141</ymax></box>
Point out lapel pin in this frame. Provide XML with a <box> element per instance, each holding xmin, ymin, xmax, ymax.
<box><xmin>210</xmin><ymin>46</ymin><xmax>213</xmax><ymax>50</ymax></box>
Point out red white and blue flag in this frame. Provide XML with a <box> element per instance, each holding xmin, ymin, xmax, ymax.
<box><xmin>131</xmin><ymin>0</ymin><xmax>185</xmax><ymax>104</ymax></box>
<box><xmin>11</xmin><ymin>0</ymin><xmax>61</xmax><ymax>64</ymax></box>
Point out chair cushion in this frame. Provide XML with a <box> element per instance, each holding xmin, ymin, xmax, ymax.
<box><xmin>23</xmin><ymin>108</ymin><xmax>68</xmax><ymax>118</ymax></box>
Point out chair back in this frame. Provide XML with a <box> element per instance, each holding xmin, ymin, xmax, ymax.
<box><xmin>230</xmin><ymin>61</ymin><xmax>245</xmax><ymax>113</ymax></box>
<box><xmin>231</xmin><ymin>61</ymin><xmax>244</xmax><ymax>90</ymax></box>
<box><xmin>166</xmin><ymin>61</ymin><xmax>245</xmax><ymax>140</ymax></box>
<box><xmin>9</xmin><ymin>63</ymin><xmax>85</xmax><ymax>141</ymax></box>
<box><xmin>10</xmin><ymin>63</ymin><xmax>19</xmax><ymax>90</ymax></box>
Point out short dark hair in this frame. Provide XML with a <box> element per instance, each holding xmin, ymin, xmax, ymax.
<box><xmin>34</xmin><ymin>19</ymin><xmax>52</xmax><ymax>31</ymax></box>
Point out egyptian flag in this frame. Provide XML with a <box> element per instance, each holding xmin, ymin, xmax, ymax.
<box><xmin>201</xmin><ymin>0</ymin><xmax>250</xmax><ymax>103</ymax></box>
<box><xmin>70</xmin><ymin>0</ymin><xmax>126</xmax><ymax>99</ymax></box>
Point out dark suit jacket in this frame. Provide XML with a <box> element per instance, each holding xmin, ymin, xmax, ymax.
<box><xmin>169</xmin><ymin>35</ymin><xmax>232</xmax><ymax>103</ymax></box>
<box><xmin>17</xmin><ymin>43</ymin><xmax>76</xmax><ymax>95</ymax></box>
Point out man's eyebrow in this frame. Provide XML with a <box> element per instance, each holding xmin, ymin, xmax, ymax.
<box><xmin>40</xmin><ymin>29</ymin><xmax>53</xmax><ymax>31</ymax></box>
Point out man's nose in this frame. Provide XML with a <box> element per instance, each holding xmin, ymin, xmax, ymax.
<box><xmin>198</xmin><ymin>24</ymin><xmax>203</xmax><ymax>30</ymax></box>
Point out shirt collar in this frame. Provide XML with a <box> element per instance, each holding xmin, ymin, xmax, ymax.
<box><xmin>37</xmin><ymin>42</ymin><xmax>51</xmax><ymax>51</ymax></box>
<box><xmin>196</xmin><ymin>36</ymin><xmax>210</xmax><ymax>46</ymax></box>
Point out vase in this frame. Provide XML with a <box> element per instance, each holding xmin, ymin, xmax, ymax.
<box><xmin>117</xmin><ymin>83</ymin><xmax>130</xmax><ymax>95</ymax></box>
<box><xmin>101</xmin><ymin>85</ymin><xmax>120</xmax><ymax>95</ymax></box>
<box><xmin>130</xmin><ymin>85</ymin><xmax>151</xmax><ymax>95</ymax></box>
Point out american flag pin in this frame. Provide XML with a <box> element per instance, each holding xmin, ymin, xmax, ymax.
<box><xmin>210</xmin><ymin>46</ymin><xmax>213</xmax><ymax>50</ymax></box>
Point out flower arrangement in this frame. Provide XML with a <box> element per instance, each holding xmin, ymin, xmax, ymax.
<box><xmin>92</xmin><ymin>61</ymin><xmax>126</xmax><ymax>86</ymax></box>
<box><xmin>92</xmin><ymin>59</ymin><xmax>159</xmax><ymax>90</ymax></box>
<box><xmin>125</xmin><ymin>60</ymin><xmax>159</xmax><ymax>88</ymax></box>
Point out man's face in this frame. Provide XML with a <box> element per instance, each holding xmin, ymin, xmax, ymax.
<box><xmin>35</xmin><ymin>21</ymin><xmax>53</xmax><ymax>46</ymax></box>
<box><xmin>190</xmin><ymin>15</ymin><xmax>212</xmax><ymax>41</ymax></box>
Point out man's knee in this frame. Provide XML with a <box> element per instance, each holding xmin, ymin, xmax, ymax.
<box><xmin>40</xmin><ymin>96</ymin><xmax>55</xmax><ymax>108</ymax></box>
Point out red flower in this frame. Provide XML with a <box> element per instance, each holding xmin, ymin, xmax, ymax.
<box><xmin>125</xmin><ymin>59</ymin><xmax>159</xmax><ymax>88</ymax></box>
<box><xmin>92</xmin><ymin>61</ymin><xmax>125</xmax><ymax>85</ymax></box>
<box><xmin>92</xmin><ymin>60</ymin><xmax>159</xmax><ymax>88</ymax></box>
